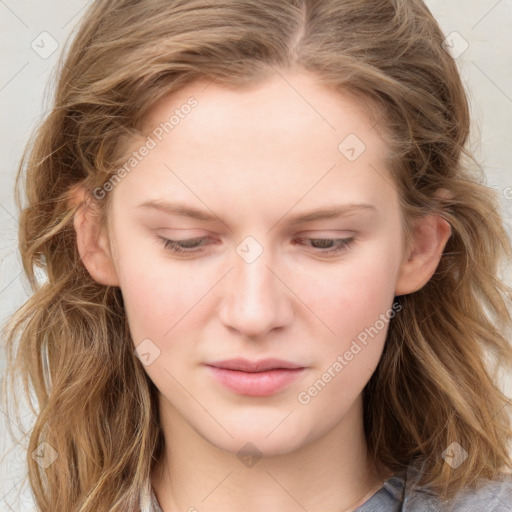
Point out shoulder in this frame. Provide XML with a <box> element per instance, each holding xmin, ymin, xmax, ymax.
<box><xmin>402</xmin><ymin>465</ymin><xmax>512</xmax><ymax>512</ymax></box>
<box><xmin>447</xmin><ymin>476</ymin><xmax>512</xmax><ymax>511</ymax></box>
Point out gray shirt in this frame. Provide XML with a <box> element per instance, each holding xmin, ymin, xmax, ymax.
<box><xmin>141</xmin><ymin>464</ymin><xmax>512</xmax><ymax>511</ymax></box>
<box><xmin>354</xmin><ymin>464</ymin><xmax>512</xmax><ymax>511</ymax></box>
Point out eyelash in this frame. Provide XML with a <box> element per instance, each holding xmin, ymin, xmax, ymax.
<box><xmin>157</xmin><ymin>236</ymin><xmax>355</xmax><ymax>256</ymax></box>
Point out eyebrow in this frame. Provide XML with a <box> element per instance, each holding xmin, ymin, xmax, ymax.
<box><xmin>137</xmin><ymin>199</ymin><xmax>378</xmax><ymax>225</ymax></box>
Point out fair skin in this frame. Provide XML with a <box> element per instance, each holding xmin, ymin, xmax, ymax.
<box><xmin>72</xmin><ymin>70</ymin><xmax>451</xmax><ymax>511</ymax></box>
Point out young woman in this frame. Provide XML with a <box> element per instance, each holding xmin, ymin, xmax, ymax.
<box><xmin>2</xmin><ymin>1</ymin><xmax>512</xmax><ymax>511</ymax></box>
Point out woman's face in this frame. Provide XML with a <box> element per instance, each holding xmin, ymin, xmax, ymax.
<box><xmin>106</xmin><ymin>70</ymin><xmax>407</xmax><ymax>455</ymax></box>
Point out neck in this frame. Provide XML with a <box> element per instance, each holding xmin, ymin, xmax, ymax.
<box><xmin>151</xmin><ymin>395</ymin><xmax>391</xmax><ymax>512</ymax></box>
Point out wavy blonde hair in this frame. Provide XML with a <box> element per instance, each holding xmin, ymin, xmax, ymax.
<box><xmin>2</xmin><ymin>0</ymin><xmax>512</xmax><ymax>510</ymax></box>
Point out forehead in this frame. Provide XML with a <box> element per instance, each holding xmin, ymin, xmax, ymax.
<box><xmin>142</xmin><ymin>71</ymin><xmax>386</xmax><ymax>152</ymax></box>
<box><xmin>113</xmin><ymin>70</ymin><xmax>397</xmax><ymax>223</ymax></box>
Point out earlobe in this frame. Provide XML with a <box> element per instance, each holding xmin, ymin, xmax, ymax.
<box><xmin>70</xmin><ymin>186</ymin><xmax>120</xmax><ymax>287</ymax></box>
<box><xmin>395</xmin><ymin>214</ymin><xmax>452</xmax><ymax>296</ymax></box>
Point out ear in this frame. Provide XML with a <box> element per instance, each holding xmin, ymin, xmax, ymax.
<box><xmin>394</xmin><ymin>211</ymin><xmax>452</xmax><ymax>297</ymax></box>
<box><xmin>68</xmin><ymin>185</ymin><xmax>120</xmax><ymax>286</ymax></box>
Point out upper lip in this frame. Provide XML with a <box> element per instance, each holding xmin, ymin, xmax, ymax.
<box><xmin>206</xmin><ymin>358</ymin><xmax>305</xmax><ymax>373</ymax></box>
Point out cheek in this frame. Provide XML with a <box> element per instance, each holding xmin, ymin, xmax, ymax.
<box><xmin>344</xmin><ymin>249</ymin><xmax>399</xmax><ymax>322</ymax></box>
<box><xmin>115</xmin><ymin>244</ymin><xmax>203</xmax><ymax>344</ymax></box>
<box><xmin>297</xmin><ymin>248</ymin><xmax>400</xmax><ymax>411</ymax></box>
<box><xmin>301</xmin><ymin>238</ymin><xmax>401</xmax><ymax>344</ymax></box>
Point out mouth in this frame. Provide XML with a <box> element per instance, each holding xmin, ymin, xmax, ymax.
<box><xmin>204</xmin><ymin>358</ymin><xmax>307</xmax><ymax>396</ymax></box>
<box><xmin>206</xmin><ymin>358</ymin><xmax>304</xmax><ymax>372</ymax></box>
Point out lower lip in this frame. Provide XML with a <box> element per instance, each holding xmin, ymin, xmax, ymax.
<box><xmin>205</xmin><ymin>366</ymin><xmax>306</xmax><ymax>397</ymax></box>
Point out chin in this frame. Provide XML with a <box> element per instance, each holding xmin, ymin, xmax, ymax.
<box><xmin>197</xmin><ymin>417</ymin><xmax>313</xmax><ymax>459</ymax></box>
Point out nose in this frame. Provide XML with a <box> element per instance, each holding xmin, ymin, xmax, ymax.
<box><xmin>218</xmin><ymin>241</ymin><xmax>293</xmax><ymax>339</ymax></box>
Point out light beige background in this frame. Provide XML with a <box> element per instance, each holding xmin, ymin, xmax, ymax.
<box><xmin>1</xmin><ymin>1</ymin><xmax>511</xmax><ymax>509</ymax></box>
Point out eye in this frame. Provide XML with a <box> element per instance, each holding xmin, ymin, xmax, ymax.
<box><xmin>295</xmin><ymin>237</ymin><xmax>355</xmax><ymax>255</ymax></box>
<box><xmin>157</xmin><ymin>235</ymin><xmax>355</xmax><ymax>256</ymax></box>
<box><xmin>158</xmin><ymin>236</ymin><xmax>209</xmax><ymax>254</ymax></box>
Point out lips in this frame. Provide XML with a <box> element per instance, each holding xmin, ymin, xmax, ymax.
<box><xmin>204</xmin><ymin>358</ymin><xmax>307</xmax><ymax>396</ymax></box>
<box><xmin>206</xmin><ymin>358</ymin><xmax>304</xmax><ymax>373</ymax></box>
